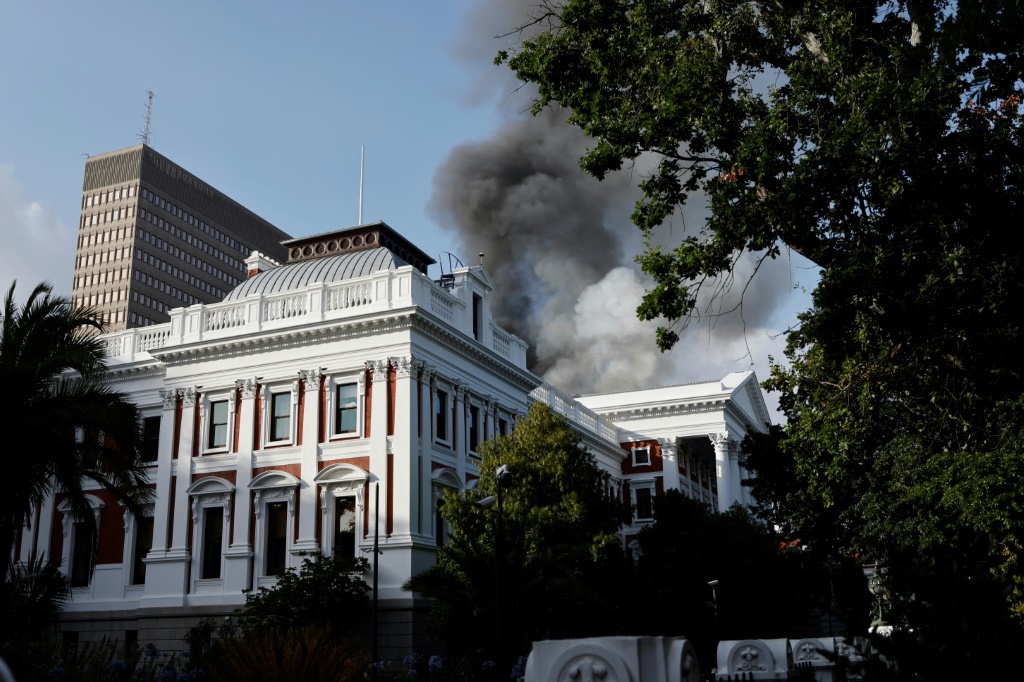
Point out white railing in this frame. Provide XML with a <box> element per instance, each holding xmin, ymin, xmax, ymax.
<box><xmin>531</xmin><ymin>383</ymin><xmax>620</xmax><ymax>446</ymax></box>
<box><xmin>137</xmin><ymin>327</ymin><xmax>170</xmax><ymax>352</ymax></box>
<box><xmin>491</xmin><ymin>325</ymin><xmax>513</xmax><ymax>360</ymax></box>
<box><xmin>430</xmin><ymin>287</ymin><xmax>456</xmax><ymax>323</ymax></box>
<box><xmin>204</xmin><ymin>304</ymin><xmax>246</xmax><ymax>332</ymax></box>
<box><xmin>101</xmin><ymin>267</ymin><xmax>528</xmax><ymax>371</ymax></box>
<box><xmin>325</xmin><ymin>281</ymin><xmax>372</xmax><ymax>311</ymax></box>
<box><xmin>264</xmin><ymin>292</ymin><xmax>307</xmax><ymax>321</ymax></box>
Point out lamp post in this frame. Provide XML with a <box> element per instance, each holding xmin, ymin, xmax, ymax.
<box><xmin>476</xmin><ymin>464</ymin><xmax>513</xmax><ymax>677</ymax></box>
<box><xmin>708</xmin><ymin>579</ymin><xmax>720</xmax><ymax>643</ymax></box>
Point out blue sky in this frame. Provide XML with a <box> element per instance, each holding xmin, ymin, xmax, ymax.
<box><xmin>0</xmin><ymin>1</ymin><xmax>514</xmax><ymax>293</ymax></box>
<box><xmin>0</xmin><ymin>1</ymin><xmax>815</xmax><ymax>414</ymax></box>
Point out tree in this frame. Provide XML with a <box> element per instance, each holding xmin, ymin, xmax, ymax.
<box><xmin>229</xmin><ymin>554</ymin><xmax>370</xmax><ymax>634</ymax></box>
<box><xmin>404</xmin><ymin>402</ymin><xmax>630</xmax><ymax>675</ymax></box>
<box><xmin>0</xmin><ymin>282</ymin><xmax>151</xmax><ymax>576</ymax></box>
<box><xmin>631</xmin><ymin>491</ymin><xmax>870</xmax><ymax>668</ymax></box>
<box><xmin>500</xmin><ymin>0</ymin><xmax>1024</xmax><ymax>619</ymax></box>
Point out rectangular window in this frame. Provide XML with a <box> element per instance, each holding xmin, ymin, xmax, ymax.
<box><xmin>132</xmin><ymin>516</ymin><xmax>154</xmax><ymax>585</ymax></box>
<box><xmin>265</xmin><ymin>502</ymin><xmax>288</xmax><ymax>576</ymax></box>
<box><xmin>435</xmin><ymin>390</ymin><xmax>448</xmax><ymax>442</ymax></box>
<box><xmin>269</xmin><ymin>392</ymin><xmax>290</xmax><ymax>442</ymax></box>
<box><xmin>70</xmin><ymin>521</ymin><xmax>93</xmax><ymax>587</ymax></box>
<box><xmin>333</xmin><ymin>497</ymin><xmax>356</xmax><ymax>559</ymax></box>
<box><xmin>635</xmin><ymin>487</ymin><xmax>654</xmax><ymax>521</ymax></box>
<box><xmin>335</xmin><ymin>383</ymin><xmax>357</xmax><ymax>434</ymax></box>
<box><xmin>473</xmin><ymin>293</ymin><xmax>483</xmax><ymax>341</ymax></box>
<box><xmin>632</xmin><ymin>446</ymin><xmax>652</xmax><ymax>466</ymax></box>
<box><xmin>141</xmin><ymin>416</ymin><xmax>160</xmax><ymax>461</ymax></box>
<box><xmin>207</xmin><ymin>400</ymin><xmax>228</xmax><ymax>449</ymax></box>
<box><xmin>201</xmin><ymin>507</ymin><xmax>223</xmax><ymax>579</ymax></box>
<box><xmin>469</xmin><ymin>405</ymin><xmax>480</xmax><ymax>452</ymax></box>
<box><xmin>499</xmin><ymin>418</ymin><xmax>508</xmax><ymax>436</ymax></box>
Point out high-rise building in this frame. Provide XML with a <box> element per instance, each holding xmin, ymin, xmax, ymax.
<box><xmin>72</xmin><ymin>144</ymin><xmax>292</xmax><ymax>330</ymax></box>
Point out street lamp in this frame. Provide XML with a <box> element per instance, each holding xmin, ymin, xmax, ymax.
<box><xmin>476</xmin><ymin>465</ymin><xmax>513</xmax><ymax>677</ymax></box>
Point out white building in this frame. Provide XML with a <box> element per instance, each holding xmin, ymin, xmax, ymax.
<box><xmin>16</xmin><ymin>222</ymin><xmax>769</xmax><ymax>656</ymax></box>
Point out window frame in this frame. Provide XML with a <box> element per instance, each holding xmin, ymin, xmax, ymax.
<box><xmin>123</xmin><ymin>504</ymin><xmax>155</xmax><ymax>588</ymax></box>
<box><xmin>434</xmin><ymin>386</ymin><xmax>450</xmax><ymax>445</ymax></box>
<box><xmin>631</xmin><ymin>481</ymin><xmax>656</xmax><ymax>523</ymax></box>
<box><xmin>249</xmin><ymin>470</ymin><xmax>299</xmax><ymax>585</ymax></box>
<box><xmin>632</xmin><ymin>446</ymin><xmax>652</xmax><ymax>467</ymax></box>
<box><xmin>140</xmin><ymin>414</ymin><xmax>161</xmax><ymax>463</ymax></box>
<box><xmin>326</xmin><ymin>372</ymin><xmax>364</xmax><ymax>441</ymax></box>
<box><xmin>314</xmin><ymin>463</ymin><xmax>368</xmax><ymax>559</ymax></box>
<box><xmin>57</xmin><ymin>495</ymin><xmax>105</xmax><ymax>592</ymax></box>
<box><xmin>261</xmin><ymin>381</ymin><xmax>297</xmax><ymax>447</ymax></box>
<box><xmin>202</xmin><ymin>392</ymin><xmax>234</xmax><ymax>455</ymax></box>
<box><xmin>185</xmin><ymin>477</ymin><xmax>233</xmax><ymax>593</ymax></box>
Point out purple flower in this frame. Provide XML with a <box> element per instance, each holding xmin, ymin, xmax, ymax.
<box><xmin>47</xmin><ymin>668</ymin><xmax>66</xmax><ymax>681</ymax></box>
<box><xmin>428</xmin><ymin>655</ymin><xmax>443</xmax><ymax>673</ymax></box>
<box><xmin>482</xmin><ymin>660</ymin><xmax>496</xmax><ymax>671</ymax></box>
<box><xmin>510</xmin><ymin>655</ymin><xmax>528</xmax><ymax>679</ymax></box>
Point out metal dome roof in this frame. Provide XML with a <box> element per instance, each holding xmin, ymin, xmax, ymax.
<box><xmin>223</xmin><ymin>246</ymin><xmax>410</xmax><ymax>301</ymax></box>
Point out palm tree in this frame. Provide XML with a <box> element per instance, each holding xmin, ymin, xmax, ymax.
<box><xmin>0</xmin><ymin>281</ymin><xmax>152</xmax><ymax>577</ymax></box>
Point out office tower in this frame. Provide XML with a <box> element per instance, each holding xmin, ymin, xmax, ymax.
<box><xmin>72</xmin><ymin>144</ymin><xmax>292</xmax><ymax>330</ymax></box>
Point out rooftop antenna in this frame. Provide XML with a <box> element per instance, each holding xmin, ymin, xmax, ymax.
<box><xmin>139</xmin><ymin>89</ymin><xmax>155</xmax><ymax>146</ymax></box>
<box><xmin>479</xmin><ymin>252</ymin><xmax>485</xmax><ymax>266</ymax></box>
<box><xmin>358</xmin><ymin>146</ymin><xmax>364</xmax><ymax>225</ymax></box>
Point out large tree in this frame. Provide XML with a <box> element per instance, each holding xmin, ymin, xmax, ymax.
<box><xmin>404</xmin><ymin>402</ymin><xmax>630</xmax><ymax>676</ymax></box>
<box><xmin>0</xmin><ymin>282</ymin><xmax>152</xmax><ymax>576</ymax></box>
<box><xmin>500</xmin><ymin>0</ymin><xmax>1024</xmax><ymax>642</ymax></box>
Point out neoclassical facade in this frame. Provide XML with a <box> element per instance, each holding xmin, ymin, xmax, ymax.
<box><xmin>16</xmin><ymin>222</ymin><xmax>769</xmax><ymax>655</ymax></box>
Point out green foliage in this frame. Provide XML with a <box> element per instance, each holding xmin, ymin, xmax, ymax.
<box><xmin>205</xmin><ymin>626</ymin><xmax>366</xmax><ymax>682</ymax></box>
<box><xmin>632</xmin><ymin>491</ymin><xmax>869</xmax><ymax>666</ymax></box>
<box><xmin>230</xmin><ymin>554</ymin><xmax>370</xmax><ymax>634</ymax></box>
<box><xmin>0</xmin><ymin>281</ymin><xmax>152</xmax><ymax>575</ymax></box>
<box><xmin>404</xmin><ymin>403</ymin><xmax>630</xmax><ymax>672</ymax></box>
<box><xmin>500</xmin><ymin>0</ymin><xmax>1024</xmax><ymax>648</ymax></box>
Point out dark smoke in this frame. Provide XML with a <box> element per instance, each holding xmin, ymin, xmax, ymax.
<box><xmin>429</xmin><ymin>109</ymin><xmax>638</xmax><ymax>374</ymax></box>
<box><xmin>432</xmin><ymin>0</ymin><xmax>813</xmax><ymax>407</ymax></box>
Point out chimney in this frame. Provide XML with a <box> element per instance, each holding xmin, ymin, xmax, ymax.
<box><xmin>245</xmin><ymin>251</ymin><xmax>280</xmax><ymax>279</ymax></box>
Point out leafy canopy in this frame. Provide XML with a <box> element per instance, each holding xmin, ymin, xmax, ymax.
<box><xmin>0</xmin><ymin>281</ymin><xmax>152</xmax><ymax>575</ymax></box>
<box><xmin>404</xmin><ymin>402</ymin><xmax>629</xmax><ymax>671</ymax></box>
<box><xmin>500</xmin><ymin>0</ymin><xmax>1024</xmax><ymax>634</ymax></box>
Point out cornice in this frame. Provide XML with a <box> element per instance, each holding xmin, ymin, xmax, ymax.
<box><xmin>103</xmin><ymin>362</ymin><xmax>165</xmax><ymax>383</ymax></box>
<box><xmin>597</xmin><ymin>397</ymin><xmax>730</xmax><ymax>422</ymax></box>
<box><xmin>150</xmin><ymin>310</ymin><xmax>418</xmax><ymax>365</ymax></box>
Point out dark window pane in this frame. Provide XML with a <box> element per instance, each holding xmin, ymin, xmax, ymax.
<box><xmin>141</xmin><ymin>417</ymin><xmax>160</xmax><ymax>461</ymax></box>
<box><xmin>333</xmin><ymin>497</ymin><xmax>356</xmax><ymax>559</ymax></box>
<box><xmin>265</xmin><ymin>502</ymin><xmax>288</xmax><ymax>576</ymax></box>
<box><xmin>270</xmin><ymin>393</ymin><xmax>290</xmax><ymax>441</ymax></box>
<box><xmin>132</xmin><ymin>516</ymin><xmax>154</xmax><ymax>585</ymax></box>
<box><xmin>635</xmin><ymin>488</ymin><xmax>654</xmax><ymax>520</ymax></box>
<box><xmin>208</xmin><ymin>401</ymin><xmax>228</xmax><ymax>449</ymax></box>
<box><xmin>435</xmin><ymin>391</ymin><xmax>447</xmax><ymax>441</ymax></box>
<box><xmin>469</xmin><ymin>406</ymin><xmax>479</xmax><ymax>452</ymax></box>
<box><xmin>201</xmin><ymin>507</ymin><xmax>223</xmax><ymax>579</ymax></box>
<box><xmin>70</xmin><ymin>521</ymin><xmax>93</xmax><ymax>587</ymax></box>
<box><xmin>336</xmin><ymin>384</ymin><xmax>357</xmax><ymax>434</ymax></box>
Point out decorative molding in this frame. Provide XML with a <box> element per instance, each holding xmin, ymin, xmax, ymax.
<box><xmin>236</xmin><ymin>378</ymin><xmax>257</xmax><ymax>399</ymax></box>
<box><xmin>368</xmin><ymin>359</ymin><xmax>389</xmax><ymax>379</ymax></box>
<box><xmin>393</xmin><ymin>356</ymin><xmax>414</xmax><ymax>378</ymax></box>
<box><xmin>709</xmin><ymin>432</ymin><xmax>730</xmax><ymax>448</ymax></box>
<box><xmin>299</xmin><ymin>369</ymin><xmax>322</xmax><ymax>390</ymax></box>
<box><xmin>159</xmin><ymin>388</ymin><xmax>178</xmax><ymax>410</ymax></box>
<box><xmin>181</xmin><ymin>387</ymin><xmax>198</xmax><ymax>408</ymax></box>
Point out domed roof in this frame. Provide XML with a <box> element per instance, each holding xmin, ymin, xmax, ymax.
<box><xmin>224</xmin><ymin>246</ymin><xmax>411</xmax><ymax>301</ymax></box>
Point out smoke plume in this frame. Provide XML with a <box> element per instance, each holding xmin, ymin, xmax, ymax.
<box><xmin>433</xmin><ymin>1</ymin><xmax>811</xmax><ymax>410</ymax></box>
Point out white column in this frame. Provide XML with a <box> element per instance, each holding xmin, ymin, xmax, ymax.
<box><xmin>729</xmin><ymin>444</ymin><xmax>743</xmax><ymax>508</ymax></box>
<box><xmin>659</xmin><ymin>438</ymin><xmax>681</xmax><ymax>492</ymax></box>
<box><xmin>419</xmin><ymin>366</ymin><xmax>434</xmax><ymax>536</ymax></box>
<box><xmin>710</xmin><ymin>432</ymin><xmax>732</xmax><ymax>513</ymax></box>
<box><xmin>453</xmin><ymin>383</ymin><xmax>468</xmax><ymax>484</ymax></box>
<box><xmin>484</xmin><ymin>396</ymin><xmax>495</xmax><ymax>443</ymax></box>
<box><xmin>294</xmin><ymin>370</ymin><xmax>322</xmax><ymax>552</ymax></box>
<box><xmin>224</xmin><ymin>379</ymin><xmax>256</xmax><ymax>593</ymax></box>
<box><xmin>391</xmin><ymin>357</ymin><xmax>416</xmax><ymax>539</ymax></box>
<box><xmin>368</xmin><ymin>360</ymin><xmax>389</xmax><ymax>539</ymax></box>
<box><xmin>149</xmin><ymin>388</ymin><xmax>178</xmax><ymax>556</ymax></box>
<box><xmin>170</xmin><ymin>387</ymin><xmax>198</xmax><ymax>551</ymax></box>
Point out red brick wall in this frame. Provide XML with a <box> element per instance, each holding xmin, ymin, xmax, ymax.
<box><xmin>620</xmin><ymin>440</ymin><xmax>663</xmax><ymax>475</ymax></box>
